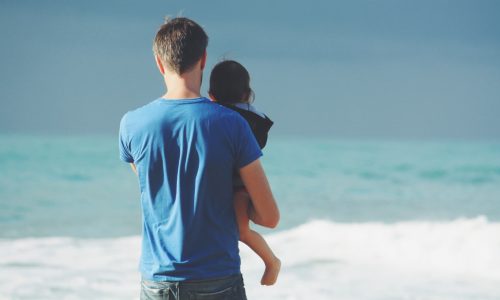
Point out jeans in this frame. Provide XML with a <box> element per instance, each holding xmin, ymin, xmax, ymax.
<box><xmin>140</xmin><ymin>274</ymin><xmax>247</xmax><ymax>300</ymax></box>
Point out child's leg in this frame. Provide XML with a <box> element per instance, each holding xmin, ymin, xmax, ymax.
<box><xmin>234</xmin><ymin>188</ymin><xmax>281</xmax><ymax>286</ymax></box>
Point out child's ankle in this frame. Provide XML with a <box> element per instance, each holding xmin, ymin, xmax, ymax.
<box><xmin>265</xmin><ymin>255</ymin><xmax>280</xmax><ymax>267</ymax></box>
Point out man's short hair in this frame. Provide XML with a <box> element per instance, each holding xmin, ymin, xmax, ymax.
<box><xmin>153</xmin><ymin>17</ymin><xmax>208</xmax><ymax>75</ymax></box>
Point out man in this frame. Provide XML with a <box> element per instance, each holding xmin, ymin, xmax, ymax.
<box><xmin>119</xmin><ymin>17</ymin><xmax>280</xmax><ymax>299</ymax></box>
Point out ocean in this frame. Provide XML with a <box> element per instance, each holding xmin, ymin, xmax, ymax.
<box><xmin>1</xmin><ymin>135</ymin><xmax>499</xmax><ymax>299</ymax></box>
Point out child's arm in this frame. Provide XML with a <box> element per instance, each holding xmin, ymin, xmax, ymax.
<box><xmin>239</xmin><ymin>159</ymin><xmax>279</xmax><ymax>228</ymax></box>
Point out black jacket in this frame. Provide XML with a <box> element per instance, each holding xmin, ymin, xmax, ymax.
<box><xmin>221</xmin><ymin>103</ymin><xmax>274</xmax><ymax>149</ymax></box>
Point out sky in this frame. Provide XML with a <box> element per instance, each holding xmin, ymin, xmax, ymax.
<box><xmin>0</xmin><ymin>0</ymin><xmax>499</xmax><ymax>140</ymax></box>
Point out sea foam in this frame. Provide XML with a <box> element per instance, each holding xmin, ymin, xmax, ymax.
<box><xmin>1</xmin><ymin>217</ymin><xmax>499</xmax><ymax>300</ymax></box>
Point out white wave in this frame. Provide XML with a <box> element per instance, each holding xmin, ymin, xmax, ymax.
<box><xmin>242</xmin><ymin>216</ymin><xmax>500</xmax><ymax>300</ymax></box>
<box><xmin>1</xmin><ymin>217</ymin><xmax>499</xmax><ymax>300</ymax></box>
<box><xmin>0</xmin><ymin>236</ymin><xmax>141</xmax><ymax>300</ymax></box>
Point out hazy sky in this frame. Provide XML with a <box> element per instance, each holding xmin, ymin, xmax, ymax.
<box><xmin>1</xmin><ymin>0</ymin><xmax>499</xmax><ymax>139</ymax></box>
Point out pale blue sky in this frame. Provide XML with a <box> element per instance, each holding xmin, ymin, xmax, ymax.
<box><xmin>0</xmin><ymin>0</ymin><xmax>499</xmax><ymax>139</ymax></box>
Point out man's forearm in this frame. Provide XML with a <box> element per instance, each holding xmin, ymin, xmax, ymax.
<box><xmin>240</xmin><ymin>159</ymin><xmax>280</xmax><ymax>228</ymax></box>
<box><xmin>247</xmin><ymin>203</ymin><xmax>271</xmax><ymax>227</ymax></box>
<box><xmin>130</xmin><ymin>163</ymin><xmax>137</xmax><ymax>175</ymax></box>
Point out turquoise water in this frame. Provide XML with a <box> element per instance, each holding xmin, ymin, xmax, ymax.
<box><xmin>1</xmin><ymin>135</ymin><xmax>500</xmax><ymax>299</ymax></box>
<box><xmin>1</xmin><ymin>135</ymin><xmax>500</xmax><ymax>238</ymax></box>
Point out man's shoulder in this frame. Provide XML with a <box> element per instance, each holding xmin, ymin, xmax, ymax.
<box><xmin>121</xmin><ymin>99</ymin><xmax>160</xmax><ymax>121</ymax></box>
<box><xmin>209</xmin><ymin>102</ymin><xmax>241</xmax><ymax>116</ymax></box>
<box><xmin>186</xmin><ymin>101</ymin><xmax>244</xmax><ymax>122</ymax></box>
<box><xmin>200</xmin><ymin>101</ymin><xmax>248</xmax><ymax>123</ymax></box>
<box><xmin>120</xmin><ymin>97</ymin><xmax>248</xmax><ymax>132</ymax></box>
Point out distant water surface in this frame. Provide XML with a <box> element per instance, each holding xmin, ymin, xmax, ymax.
<box><xmin>1</xmin><ymin>135</ymin><xmax>500</xmax><ymax>238</ymax></box>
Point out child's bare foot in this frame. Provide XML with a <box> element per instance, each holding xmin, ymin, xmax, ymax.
<box><xmin>261</xmin><ymin>256</ymin><xmax>281</xmax><ymax>286</ymax></box>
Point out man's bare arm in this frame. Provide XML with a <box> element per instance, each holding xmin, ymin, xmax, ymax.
<box><xmin>130</xmin><ymin>163</ymin><xmax>137</xmax><ymax>175</ymax></box>
<box><xmin>239</xmin><ymin>159</ymin><xmax>280</xmax><ymax>228</ymax></box>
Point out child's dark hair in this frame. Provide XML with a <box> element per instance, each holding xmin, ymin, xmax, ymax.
<box><xmin>209</xmin><ymin>60</ymin><xmax>254</xmax><ymax>104</ymax></box>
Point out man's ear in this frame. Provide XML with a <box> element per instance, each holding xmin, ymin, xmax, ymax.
<box><xmin>200</xmin><ymin>51</ymin><xmax>207</xmax><ymax>70</ymax></box>
<box><xmin>155</xmin><ymin>55</ymin><xmax>165</xmax><ymax>75</ymax></box>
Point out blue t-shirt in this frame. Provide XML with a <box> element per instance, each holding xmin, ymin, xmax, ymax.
<box><xmin>119</xmin><ymin>97</ymin><xmax>262</xmax><ymax>281</ymax></box>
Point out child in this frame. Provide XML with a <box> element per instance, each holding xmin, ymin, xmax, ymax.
<box><xmin>209</xmin><ymin>60</ymin><xmax>281</xmax><ymax>286</ymax></box>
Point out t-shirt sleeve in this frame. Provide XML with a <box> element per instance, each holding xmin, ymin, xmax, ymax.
<box><xmin>118</xmin><ymin>114</ymin><xmax>134</xmax><ymax>163</ymax></box>
<box><xmin>235</xmin><ymin>116</ymin><xmax>263</xmax><ymax>169</ymax></box>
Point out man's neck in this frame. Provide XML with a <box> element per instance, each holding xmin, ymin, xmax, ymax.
<box><xmin>162</xmin><ymin>68</ymin><xmax>203</xmax><ymax>100</ymax></box>
<box><xmin>163</xmin><ymin>90</ymin><xmax>201</xmax><ymax>100</ymax></box>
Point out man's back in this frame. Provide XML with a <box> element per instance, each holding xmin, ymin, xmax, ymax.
<box><xmin>119</xmin><ymin>97</ymin><xmax>262</xmax><ymax>281</ymax></box>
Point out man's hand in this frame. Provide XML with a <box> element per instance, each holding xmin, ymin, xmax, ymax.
<box><xmin>239</xmin><ymin>159</ymin><xmax>280</xmax><ymax>228</ymax></box>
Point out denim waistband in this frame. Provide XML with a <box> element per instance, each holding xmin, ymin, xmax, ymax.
<box><xmin>141</xmin><ymin>273</ymin><xmax>243</xmax><ymax>287</ymax></box>
<box><xmin>140</xmin><ymin>273</ymin><xmax>245</xmax><ymax>300</ymax></box>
